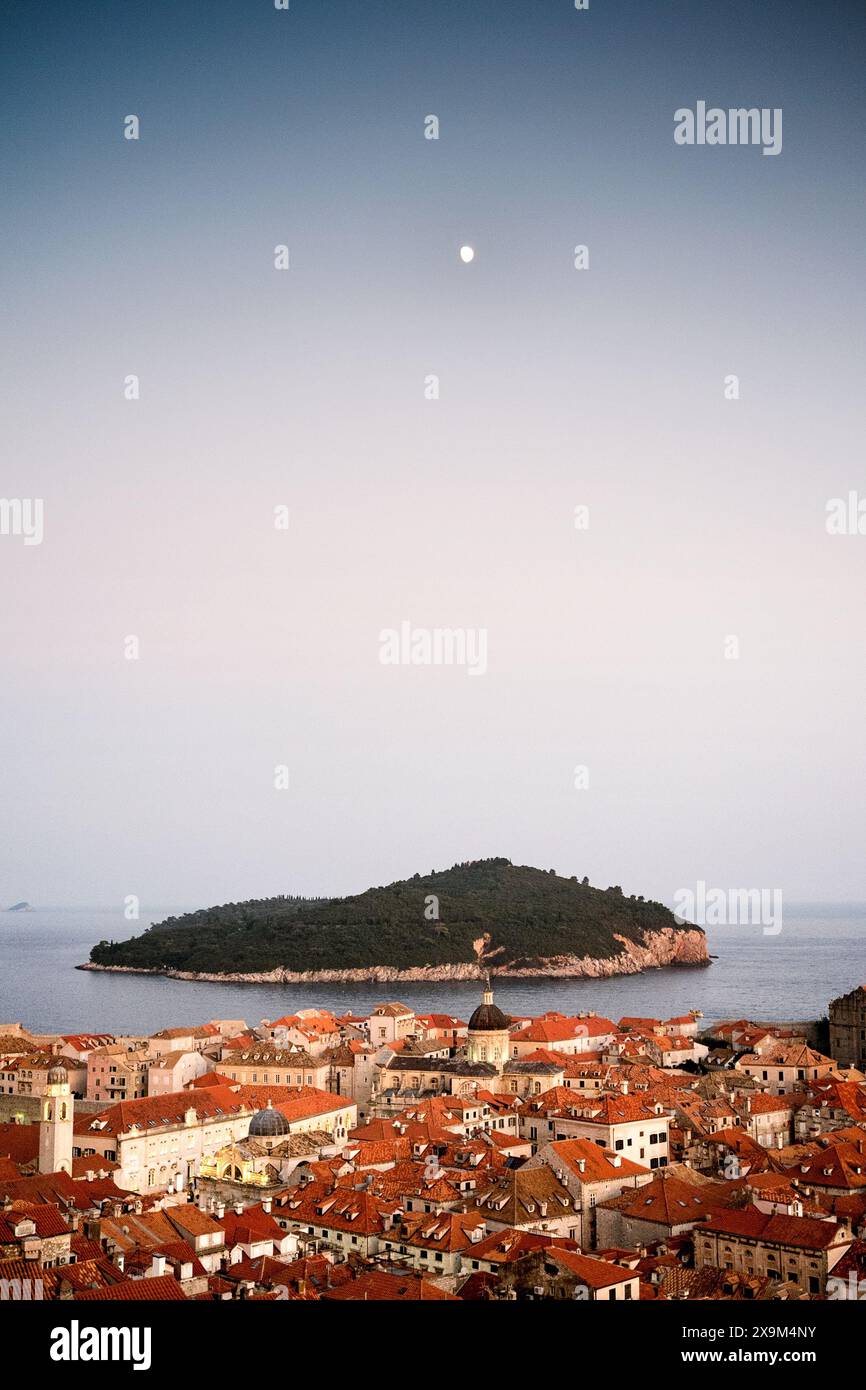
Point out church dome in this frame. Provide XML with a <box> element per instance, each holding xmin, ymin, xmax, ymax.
<box><xmin>248</xmin><ymin>1100</ymin><xmax>291</xmax><ymax>1138</ymax></box>
<box><xmin>468</xmin><ymin>976</ymin><xmax>511</xmax><ymax>1032</ymax></box>
<box><xmin>47</xmin><ymin>1063</ymin><xmax>68</xmax><ymax>1086</ymax></box>
<box><xmin>468</xmin><ymin>1001</ymin><xmax>511</xmax><ymax>1031</ymax></box>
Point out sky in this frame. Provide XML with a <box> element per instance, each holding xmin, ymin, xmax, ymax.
<box><xmin>1</xmin><ymin>0</ymin><xmax>865</xmax><ymax>910</ymax></box>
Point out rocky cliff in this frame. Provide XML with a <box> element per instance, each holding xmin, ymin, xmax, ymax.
<box><xmin>80</xmin><ymin>926</ymin><xmax>708</xmax><ymax>984</ymax></box>
<box><xmin>85</xmin><ymin>858</ymin><xmax>708</xmax><ymax>983</ymax></box>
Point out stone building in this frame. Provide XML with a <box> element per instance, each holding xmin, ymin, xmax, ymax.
<box><xmin>694</xmin><ymin>1208</ymin><xmax>852</xmax><ymax>1295</ymax></box>
<box><xmin>220</xmin><ymin>1045</ymin><xmax>330</xmax><ymax>1091</ymax></box>
<box><xmin>0</xmin><ymin>1203</ymin><xmax>72</xmax><ymax>1268</ymax></box>
<box><xmin>74</xmin><ymin>1083</ymin><xmax>356</xmax><ymax>1195</ymax></box>
<box><xmin>829</xmin><ymin>985</ymin><xmax>866</xmax><ymax>1070</ymax></box>
<box><xmin>148</xmin><ymin>1049</ymin><xmax>210</xmax><ymax>1095</ymax></box>
<box><xmin>87</xmin><ymin>1043</ymin><xmax>151</xmax><ymax>1103</ymax></box>
<box><xmin>736</xmin><ymin>1043</ymin><xmax>835</xmax><ymax>1097</ymax></box>
<box><xmin>0</xmin><ymin>1052</ymin><xmax>86</xmax><ymax>1100</ymax></box>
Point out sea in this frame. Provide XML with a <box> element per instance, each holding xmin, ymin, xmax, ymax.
<box><xmin>1</xmin><ymin>904</ymin><xmax>864</xmax><ymax>1036</ymax></box>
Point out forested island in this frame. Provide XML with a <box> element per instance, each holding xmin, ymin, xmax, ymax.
<box><xmin>82</xmin><ymin>859</ymin><xmax>709</xmax><ymax>984</ymax></box>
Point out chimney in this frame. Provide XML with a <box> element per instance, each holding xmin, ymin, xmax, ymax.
<box><xmin>234</xmin><ymin>1202</ymin><xmax>244</xmax><ymax>1216</ymax></box>
<box><xmin>216</xmin><ymin>1202</ymin><xmax>225</xmax><ymax>1220</ymax></box>
<box><xmin>149</xmin><ymin>1254</ymin><xmax>166</xmax><ymax>1278</ymax></box>
<box><xmin>262</xmin><ymin>1197</ymin><xmax>272</xmax><ymax>1214</ymax></box>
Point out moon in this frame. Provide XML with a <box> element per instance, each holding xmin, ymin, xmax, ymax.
<box><xmin>459</xmin><ymin>245</ymin><xmax>475</xmax><ymax>263</ymax></box>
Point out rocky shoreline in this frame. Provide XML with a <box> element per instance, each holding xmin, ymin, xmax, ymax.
<box><xmin>77</xmin><ymin>926</ymin><xmax>709</xmax><ymax>986</ymax></box>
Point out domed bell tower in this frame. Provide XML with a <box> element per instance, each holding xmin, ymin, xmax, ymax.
<box><xmin>39</xmin><ymin>1064</ymin><xmax>73</xmax><ymax>1175</ymax></box>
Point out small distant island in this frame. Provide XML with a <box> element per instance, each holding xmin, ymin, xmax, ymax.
<box><xmin>5</xmin><ymin>901</ymin><xmax>31</xmax><ymax>912</ymax></box>
<box><xmin>80</xmin><ymin>858</ymin><xmax>709</xmax><ymax>984</ymax></box>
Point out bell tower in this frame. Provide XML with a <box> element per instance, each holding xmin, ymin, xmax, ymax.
<box><xmin>39</xmin><ymin>1065</ymin><xmax>73</xmax><ymax>1175</ymax></box>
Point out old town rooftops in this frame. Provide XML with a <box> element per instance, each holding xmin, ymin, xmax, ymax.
<box><xmin>739</xmin><ymin>1043</ymin><xmax>834</xmax><ymax>1068</ymax></box>
<box><xmin>510</xmin><ymin>1016</ymin><xmax>616</xmax><ymax>1044</ymax></box>
<box><xmin>148</xmin><ymin>1050</ymin><xmax>201</xmax><ymax>1069</ymax></box>
<box><xmin>0</xmin><ymin>1052</ymin><xmax>76</xmax><ymax>1073</ymax></box>
<box><xmin>546</xmin><ymin>1248</ymin><xmax>637</xmax><ymax>1288</ymax></box>
<box><xmin>77</xmin><ymin>1082</ymin><xmax>349</xmax><ymax>1136</ymax></box>
<box><xmin>521</xmin><ymin>1087</ymin><xmax>668</xmax><ymax>1122</ymax></box>
<box><xmin>467</xmin><ymin>1166</ymin><xmax>574</xmax><ymax>1221</ymax></box>
<box><xmin>791</xmin><ymin>1138</ymin><xmax>866</xmax><ymax>1188</ymax></box>
<box><xmin>503</xmin><ymin>1058</ymin><xmax>564</xmax><ymax>1075</ymax></box>
<box><xmin>76</xmin><ymin>1273</ymin><xmax>187</xmax><ymax>1301</ymax></box>
<box><xmin>700</xmin><ymin>1206</ymin><xmax>850</xmax><ymax>1250</ymax></box>
<box><xmin>61</xmin><ymin>1034</ymin><xmax>116</xmax><ymax>1052</ymax></box>
<box><xmin>541</xmin><ymin>1136</ymin><xmax>651</xmax><ymax>1181</ymax></box>
<box><xmin>151</xmin><ymin>1025</ymin><xmax>217</xmax><ymax>1040</ymax></box>
<box><xmin>279</xmin><ymin>1181</ymin><xmax>402</xmax><ymax>1234</ymax></box>
<box><xmin>76</xmin><ymin>1084</ymin><xmax>248</xmax><ymax>1135</ymax></box>
<box><xmin>0</xmin><ymin>1201</ymin><xmax>71</xmax><ymax>1241</ymax></box>
<box><xmin>464</xmin><ymin>1227</ymin><xmax>579</xmax><ymax>1264</ymax></box>
<box><xmin>396</xmin><ymin>1210</ymin><xmax>489</xmax><ymax>1251</ymax></box>
<box><xmin>600</xmin><ymin>1168</ymin><xmax>738</xmax><ymax>1224</ymax></box>
<box><xmin>0</xmin><ymin>1171</ymin><xmax>128</xmax><ymax>1208</ymax></box>
<box><xmin>222</xmin><ymin>1045</ymin><xmax>322</xmax><ymax>1067</ymax></box>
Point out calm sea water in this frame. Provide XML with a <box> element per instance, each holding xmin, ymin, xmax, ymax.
<box><xmin>1</xmin><ymin>905</ymin><xmax>864</xmax><ymax>1035</ymax></box>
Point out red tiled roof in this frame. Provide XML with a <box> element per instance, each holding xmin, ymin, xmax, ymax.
<box><xmin>512</xmin><ymin>1016</ymin><xmax>616</xmax><ymax>1044</ymax></box>
<box><xmin>219</xmin><ymin>1204</ymin><xmax>285</xmax><ymax>1246</ymax></box>
<box><xmin>541</xmin><ymin>1137</ymin><xmax>650</xmax><ymax>1183</ymax></box>
<box><xmin>548</xmin><ymin>1249</ymin><xmax>637</xmax><ymax>1288</ymax></box>
<box><xmin>0</xmin><ymin>1124</ymin><xmax>40</xmax><ymax>1164</ymax></box>
<box><xmin>75</xmin><ymin>1273</ymin><xmax>187</xmax><ymax>1300</ymax></box>
<box><xmin>601</xmin><ymin>1171</ymin><xmax>736</xmax><ymax>1225</ymax></box>
<box><xmin>0</xmin><ymin>1202</ymin><xmax>70</xmax><ymax>1241</ymax></box>
<box><xmin>701</xmin><ymin>1207</ymin><xmax>849</xmax><ymax>1251</ymax></box>
<box><xmin>279</xmin><ymin>1181</ymin><xmax>400</xmax><ymax>1236</ymax></box>
<box><xmin>78</xmin><ymin>1081</ymin><xmax>348</xmax><ymax>1138</ymax></box>
<box><xmin>466</xmin><ymin>1227</ymin><xmax>578</xmax><ymax>1264</ymax></box>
